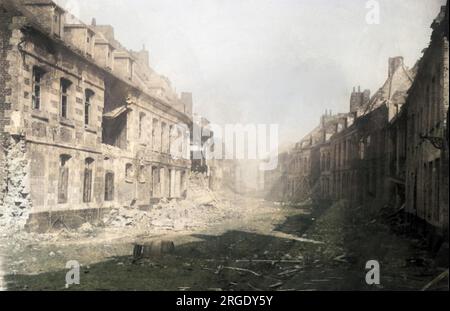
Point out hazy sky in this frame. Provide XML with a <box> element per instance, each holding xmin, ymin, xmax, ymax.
<box><xmin>56</xmin><ymin>0</ymin><xmax>446</xmax><ymax>144</ymax></box>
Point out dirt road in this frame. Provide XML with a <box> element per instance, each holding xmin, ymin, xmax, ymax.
<box><xmin>2</xmin><ymin>199</ymin><xmax>447</xmax><ymax>291</ymax></box>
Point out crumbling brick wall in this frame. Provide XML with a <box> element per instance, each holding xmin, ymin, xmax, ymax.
<box><xmin>0</xmin><ymin>2</ymin><xmax>14</xmax><ymax>211</ymax></box>
<box><xmin>1</xmin><ymin>136</ymin><xmax>31</xmax><ymax>229</ymax></box>
<box><xmin>0</xmin><ymin>3</ymin><xmax>31</xmax><ymax>230</ymax></box>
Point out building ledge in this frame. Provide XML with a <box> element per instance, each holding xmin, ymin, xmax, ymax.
<box><xmin>59</xmin><ymin>117</ymin><xmax>75</xmax><ymax>128</ymax></box>
<box><xmin>84</xmin><ymin>124</ymin><xmax>98</xmax><ymax>134</ymax></box>
<box><xmin>31</xmin><ymin>109</ymin><xmax>49</xmax><ymax>122</ymax></box>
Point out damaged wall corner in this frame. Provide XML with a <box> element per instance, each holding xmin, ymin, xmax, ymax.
<box><xmin>0</xmin><ymin>135</ymin><xmax>31</xmax><ymax>230</ymax></box>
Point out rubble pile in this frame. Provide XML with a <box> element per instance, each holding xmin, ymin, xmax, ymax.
<box><xmin>102</xmin><ymin>173</ymin><xmax>242</xmax><ymax>233</ymax></box>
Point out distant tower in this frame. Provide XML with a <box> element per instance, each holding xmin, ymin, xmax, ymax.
<box><xmin>136</xmin><ymin>44</ymin><xmax>150</xmax><ymax>68</ymax></box>
<box><xmin>350</xmin><ymin>86</ymin><xmax>370</xmax><ymax>114</ymax></box>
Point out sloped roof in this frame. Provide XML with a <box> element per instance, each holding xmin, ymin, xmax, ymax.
<box><xmin>362</xmin><ymin>60</ymin><xmax>415</xmax><ymax>115</ymax></box>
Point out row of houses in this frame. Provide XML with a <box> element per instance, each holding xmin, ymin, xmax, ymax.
<box><xmin>265</xmin><ymin>3</ymin><xmax>449</xmax><ymax>239</ymax></box>
<box><xmin>0</xmin><ymin>0</ymin><xmax>194</xmax><ymax>231</ymax></box>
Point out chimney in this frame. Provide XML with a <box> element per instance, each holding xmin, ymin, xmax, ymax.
<box><xmin>388</xmin><ymin>56</ymin><xmax>404</xmax><ymax>78</ymax></box>
<box><xmin>91</xmin><ymin>18</ymin><xmax>97</xmax><ymax>26</ymax></box>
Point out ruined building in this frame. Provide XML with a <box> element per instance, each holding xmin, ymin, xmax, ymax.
<box><xmin>0</xmin><ymin>0</ymin><xmax>192</xmax><ymax>231</ymax></box>
<box><xmin>266</xmin><ymin>2</ymin><xmax>449</xmax><ymax>241</ymax></box>
<box><xmin>402</xmin><ymin>3</ymin><xmax>449</xmax><ymax>238</ymax></box>
<box><xmin>264</xmin><ymin>110</ymin><xmax>352</xmax><ymax>203</ymax></box>
<box><xmin>265</xmin><ymin>58</ymin><xmax>416</xmax><ymax>205</ymax></box>
<box><xmin>328</xmin><ymin>56</ymin><xmax>415</xmax><ymax>205</ymax></box>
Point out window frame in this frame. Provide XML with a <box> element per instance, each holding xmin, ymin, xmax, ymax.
<box><xmin>84</xmin><ymin>89</ymin><xmax>95</xmax><ymax>125</ymax></box>
<box><xmin>32</xmin><ymin>67</ymin><xmax>44</xmax><ymax>110</ymax></box>
<box><xmin>60</xmin><ymin>78</ymin><xmax>72</xmax><ymax>119</ymax></box>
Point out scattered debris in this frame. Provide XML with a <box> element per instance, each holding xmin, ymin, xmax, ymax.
<box><xmin>269</xmin><ymin>281</ymin><xmax>283</xmax><ymax>288</ymax></box>
<box><xmin>133</xmin><ymin>240</ymin><xmax>175</xmax><ymax>259</ymax></box>
<box><xmin>79</xmin><ymin>223</ymin><xmax>93</xmax><ymax>234</ymax></box>
<box><xmin>278</xmin><ymin>268</ymin><xmax>301</xmax><ymax>276</ymax></box>
<box><xmin>216</xmin><ymin>265</ymin><xmax>262</xmax><ymax>277</ymax></box>
<box><xmin>421</xmin><ymin>269</ymin><xmax>449</xmax><ymax>291</ymax></box>
<box><xmin>333</xmin><ymin>254</ymin><xmax>349</xmax><ymax>263</ymax></box>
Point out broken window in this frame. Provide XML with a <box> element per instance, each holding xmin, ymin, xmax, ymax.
<box><xmin>60</xmin><ymin>78</ymin><xmax>72</xmax><ymax>118</ymax></box>
<box><xmin>104</xmin><ymin>171</ymin><xmax>114</xmax><ymax>201</ymax></box>
<box><xmin>83</xmin><ymin>158</ymin><xmax>94</xmax><ymax>203</ymax></box>
<box><xmin>85</xmin><ymin>89</ymin><xmax>94</xmax><ymax>125</ymax></box>
<box><xmin>32</xmin><ymin>67</ymin><xmax>43</xmax><ymax>110</ymax></box>
<box><xmin>102</xmin><ymin>81</ymin><xmax>130</xmax><ymax>149</ymax></box>
<box><xmin>102</xmin><ymin>106</ymin><xmax>128</xmax><ymax>149</ymax></box>
<box><xmin>58</xmin><ymin>154</ymin><xmax>71</xmax><ymax>204</ymax></box>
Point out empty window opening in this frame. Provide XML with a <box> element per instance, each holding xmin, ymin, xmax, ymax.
<box><xmin>102</xmin><ymin>82</ymin><xmax>129</xmax><ymax>149</ymax></box>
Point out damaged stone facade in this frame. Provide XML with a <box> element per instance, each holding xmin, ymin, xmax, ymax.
<box><xmin>0</xmin><ymin>0</ymin><xmax>192</xmax><ymax>232</ymax></box>
<box><xmin>265</xmin><ymin>3</ymin><xmax>449</xmax><ymax>239</ymax></box>
<box><xmin>265</xmin><ymin>111</ymin><xmax>352</xmax><ymax>203</ymax></box>
<box><xmin>267</xmin><ymin>55</ymin><xmax>417</xmax><ymax>206</ymax></box>
<box><xmin>403</xmin><ymin>4</ymin><xmax>449</xmax><ymax>237</ymax></box>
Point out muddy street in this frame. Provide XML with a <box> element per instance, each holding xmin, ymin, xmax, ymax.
<box><xmin>2</xmin><ymin>199</ymin><xmax>446</xmax><ymax>291</ymax></box>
